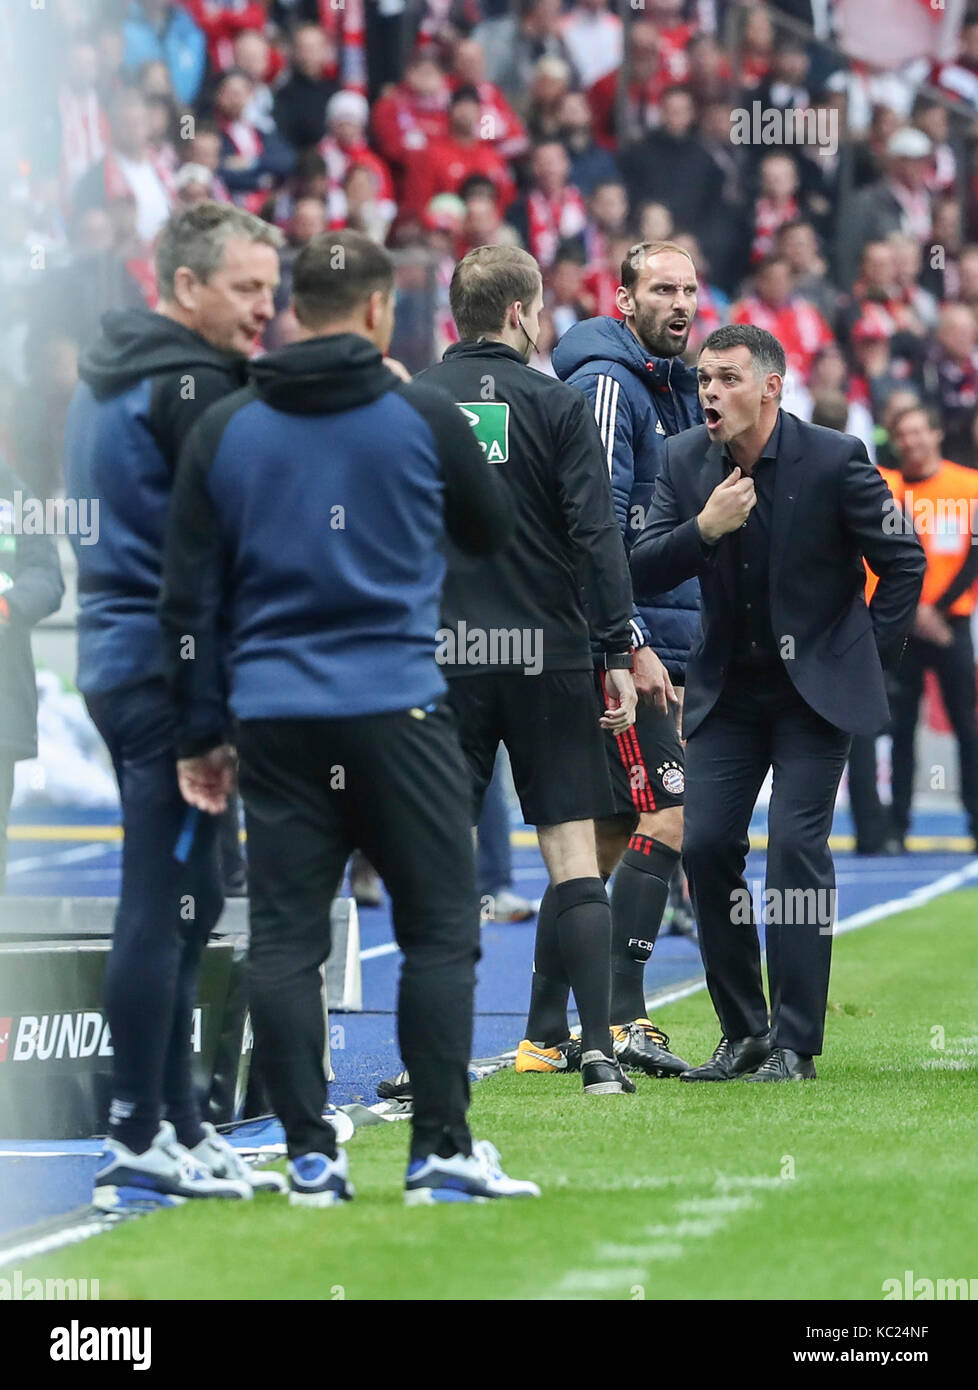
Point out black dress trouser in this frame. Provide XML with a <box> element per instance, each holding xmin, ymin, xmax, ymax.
<box><xmin>683</xmin><ymin>663</ymin><xmax>851</xmax><ymax>1057</ymax></box>
<box><xmin>890</xmin><ymin>618</ymin><xmax>978</xmax><ymax>842</ymax></box>
<box><xmin>847</xmin><ymin>733</ymin><xmax>888</xmax><ymax>853</ymax></box>
<box><xmin>236</xmin><ymin>697</ymin><xmax>480</xmax><ymax>1162</ymax></box>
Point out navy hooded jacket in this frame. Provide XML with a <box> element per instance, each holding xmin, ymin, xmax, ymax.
<box><xmin>63</xmin><ymin>309</ymin><xmax>248</xmax><ymax>696</ymax></box>
<box><xmin>552</xmin><ymin>316</ymin><xmax>703</xmax><ymax>679</ymax></box>
<box><xmin>159</xmin><ymin>333</ymin><xmax>512</xmax><ymax>754</ymax></box>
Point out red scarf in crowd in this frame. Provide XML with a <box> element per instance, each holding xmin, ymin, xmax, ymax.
<box><xmin>59</xmin><ymin>85</ymin><xmax>109</xmax><ymax>196</ymax></box>
<box><xmin>102</xmin><ymin>146</ymin><xmax>175</xmax><ymax>204</ymax></box>
<box><xmin>751</xmin><ymin>196</ymin><xmax>799</xmax><ymax>264</ymax></box>
<box><xmin>316</xmin><ymin>0</ymin><xmax>367</xmax><ymax>93</ymax></box>
<box><xmin>526</xmin><ymin>188</ymin><xmax>587</xmax><ymax>269</ymax></box>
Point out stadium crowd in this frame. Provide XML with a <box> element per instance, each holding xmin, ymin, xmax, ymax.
<box><xmin>8</xmin><ymin>0</ymin><xmax>978</xmax><ymax>504</ymax></box>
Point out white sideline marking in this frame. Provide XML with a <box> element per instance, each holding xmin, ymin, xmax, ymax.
<box><xmin>593</xmin><ymin>1242</ymin><xmax>685</xmax><ymax>1261</ymax></box>
<box><xmin>6</xmin><ymin>844</ymin><xmax>112</xmax><ymax>875</ymax></box>
<box><xmin>641</xmin><ymin>858</ymin><xmax>978</xmax><ymax>1017</ymax></box>
<box><xmin>555</xmin><ymin>1268</ymin><xmax>648</xmax><ymax>1293</ymax></box>
<box><xmin>0</xmin><ymin>1216</ymin><xmax>116</xmax><ymax>1271</ymax></box>
<box><xmin>359</xmin><ymin>942</ymin><xmax>399</xmax><ymax>961</ymax></box>
<box><xmin>360</xmin><ymin>860</ymin><xmax>978</xmax><ymax>970</ymax></box>
<box><xmin>675</xmin><ymin>1195</ymin><xmax>756</xmax><ymax>1216</ymax></box>
<box><xmin>553</xmin><ymin>863</ymin><xmax>978</xmax><ymax>1299</ymax></box>
<box><xmin>0</xmin><ymin>1150</ymin><xmax>100</xmax><ymax>1158</ymax></box>
<box><xmin>642</xmin><ymin>1219</ymin><xmax>726</xmax><ymax>1239</ymax></box>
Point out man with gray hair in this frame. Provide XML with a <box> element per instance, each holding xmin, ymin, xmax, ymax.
<box><xmin>63</xmin><ymin>202</ymin><xmax>285</xmax><ymax>1203</ymax></box>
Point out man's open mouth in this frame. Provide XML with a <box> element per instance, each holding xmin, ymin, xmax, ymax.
<box><xmin>667</xmin><ymin>317</ymin><xmax>688</xmax><ymax>335</ymax></box>
<box><xmin>705</xmin><ymin>407</ymin><xmax>722</xmax><ymax>427</ymax></box>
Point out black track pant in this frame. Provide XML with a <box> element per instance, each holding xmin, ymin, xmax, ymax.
<box><xmin>237</xmin><ymin>698</ymin><xmax>480</xmax><ymax>1162</ymax></box>
<box><xmin>86</xmin><ymin>678</ymin><xmax>222</xmax><ymax>1152</ymax></box>
<box><xmin>890</xmin><ymin>619</ymin><xmax>978</xmax><ymax>842</ymax></box>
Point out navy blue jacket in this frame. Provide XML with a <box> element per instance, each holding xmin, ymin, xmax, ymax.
<box><xmin>552</xmin><ymin>316</ymin><xmax>703</xmax><ymax>680</ymax></box>
<box><xmin>63</xmin><ymin>309</ymin><xmax>248</xmax><ymax>696</ymax></box>
<box><xmin>159</xmin><ymin>334</ymin><xmax>512</xmax><ymax>754</ymax></box>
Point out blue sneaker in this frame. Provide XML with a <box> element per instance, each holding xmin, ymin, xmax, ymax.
<box><xmin>93</xmin><ymin>1121</ymin><xmax>252</xmax><ymax>1207</ymax></box>
<box><xmin>287</xmin><ymin>1149</ymin><xmax>354</xmax><ymax>1207</ymax></box>
<box><xmin>404</xmin><ymin>1139</ymin><xmax>541</xmax><ymax>1205</ymax></box>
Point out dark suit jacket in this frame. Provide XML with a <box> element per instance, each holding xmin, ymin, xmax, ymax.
<box><xmin>629</xmin><ymin>412</ymin><xmax>926</xmax><ymax>740</ymax></box>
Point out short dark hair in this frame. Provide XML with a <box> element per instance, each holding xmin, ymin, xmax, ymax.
<box><xmin>890</xmin><ymin>402</ymin><xmax>943</xmax><ymax>435</ymax></box>
<box><xmin>590</xmin><ymin>178</ymin><xmax>627</xmax><ymax>200</ymax></box>
<box><xmin>776</xmin><ymin>217</ymin><xmax>816</xmax><ymax>241</ymax></box>
<box><xmin>554</xmin><ymin>238</ymin><xmax>587</xmax><ymax>267</ymax></box>
<box><xmin>292</xmin><ymin>230</ymin><xmax>394</xmax><ymax>327</ymax></box>
<box><xmin>459</xmin><ymin>174</ymin><xmax>498</xmax><ymax>203</ymax></box>
<box><xmin>699</xmin><ymin>324</ymin><xmax>787</xmax><ymax>380</ymax></box>
<box><xmin>659</xmin><ymin>84</ymin><xmax>693</xmax><ymax>104</ymax></box>
<box><xmin>756</xmin><ymin>253</ymin><xmax>791</xmax><ymax>276</ymax></box>
<box><xmin>450</xmin><ymin>245</ymin><xmax>541</xmax><ymax>340</ymax></box>
<box><xmin>810</xmin><ymin>391</ymin><xmax>849</xmax><ymax>433</ymax></box>
<box><xmin>451</xmin><ymin>84</ymin><xmax>481</xmax><ymax>107</ymax></box>
<box><xmin>295</xmin><ymin>150</ymin><xmax>327</xmax><ymax>183</ymax></box>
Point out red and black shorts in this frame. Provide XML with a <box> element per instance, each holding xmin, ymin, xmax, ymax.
<box><xmin>596</xmin><ymin>671</ymin><xmax>686</xmax><ymax>820</ymax></box>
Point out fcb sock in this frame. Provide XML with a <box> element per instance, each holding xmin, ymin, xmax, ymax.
<box><xmin>609</xmin><ymin>836</ymin><xmax>681</xmax><ymax>1025</ymax></box>
<box><xmin>553</xmin><ymin>876</ymin><xmax>613</xmax><ymax>1057</ymax></box>
<box><xmin>524</xmin><ymin>883</ymin><xmax>571</xmax><ymax>1046</ymax></box>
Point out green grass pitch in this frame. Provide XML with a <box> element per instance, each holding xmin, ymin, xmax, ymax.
<box><xmin>26</xmin><ymin>890</ymin><xmax>978</xmax><ymax>1301</ymax></box>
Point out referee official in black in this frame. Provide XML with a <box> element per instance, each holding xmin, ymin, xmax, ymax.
<box><xmin>631</xmin><ymin>325</ymin><xmax>925</xmax><ymax>1082</ymax></box>
<box><xmin>418</xmin><ymin>245</ymin><xmax>639</xmax><ymax>1096</ymax></box>
<box><xmin>160</xmin><ymin>231</ymin><xmax>540</xmax><ymax>1206</ymax></box>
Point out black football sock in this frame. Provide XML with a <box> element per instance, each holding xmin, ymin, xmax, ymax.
<box><xmin>609</xmin><ymin>835</ymin><xmax>681</xmax><ymax>1025</ymax></box>
<box><xmin>524</xmin><ymin>883</ymin><xmax>571</xmax><ymax>1045</ymax></box>
<box><xmin>553</xmin><ymin>876</ymin><xmax>613</xmax><ymax>1057</ymax></box>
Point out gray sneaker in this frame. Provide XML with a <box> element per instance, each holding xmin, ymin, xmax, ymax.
<box><xmin>190</xmin><ymin>1123</ymin><xmax>288</xmax><ymax>1195</ymax></box>
<box><xmin>94</xmin><ymin>1122</ymin><xmax>252</xmax><ymax>1206</ymax></box>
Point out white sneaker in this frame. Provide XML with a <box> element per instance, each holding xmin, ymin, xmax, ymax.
<box><xmin>94</xmin><ymin>1121</ymin><xmax>252</xmax><ymax>1206</ymax></box>
<box><xmin>404</xmin><ymin>1139</ymin><xmax>541</xmax><ymax>1205</ymax></box>
<box><xmin>483</xmin><ymin>889</ymin><xmax>537</xmax><ymax>923</ymax></box>
<box><xmin>190</xmin><ymin>1123</ymin><xmax>288</xmax><ymax>1195</ymax></box>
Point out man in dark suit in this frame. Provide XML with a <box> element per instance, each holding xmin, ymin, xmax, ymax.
<box><xmin>630</xmin><ymin>325</ymin><xmax>925</xmax><ymax>1081</ymax></box>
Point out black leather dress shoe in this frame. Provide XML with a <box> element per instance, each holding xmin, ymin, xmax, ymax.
<box><xmin>744</xmin><ymin>1047</ymin><xmax>816</xmax><ymax>1081</ymax></box>
<box><xmin>679</xmin><ymin>1033</ymin><xmax>771</xmax><ymax>1081</ymax></box>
